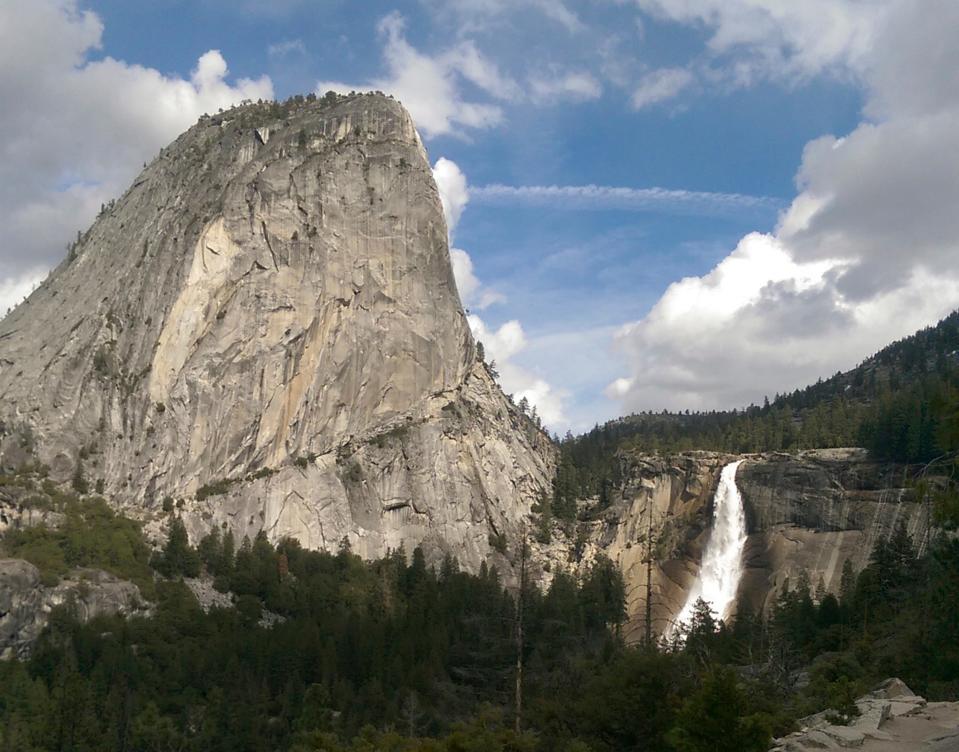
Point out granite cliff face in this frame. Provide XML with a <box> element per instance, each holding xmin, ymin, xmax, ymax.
<box><xmin>0</xmin><ymin>94</ymin><xmax>554</xmax><ymax>569</ymax></box>
<box><xmin>568</xmin><ymin>449</ymin><xmax>931</xmax><ymax>643</ymax></box>
<box><xmin>737</xmin><ymin>448</ymin><xmax>930</xmax><ymax>614</ymax></box>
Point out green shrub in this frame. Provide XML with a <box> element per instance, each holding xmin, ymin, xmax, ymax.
<box><xmin>3</xmin><ymin>496</ymin><xmax>155</xmax><ymax>598</ymax></box>
<box><xmin>196</xmin><ymin>479</ymin><xmax>235</xmax><ymax>501</ymax></box>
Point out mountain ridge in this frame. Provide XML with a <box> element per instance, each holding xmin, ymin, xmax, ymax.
<box><xmin>0</xmin><ymin>92</ymin><xmax>555</xmax><ymax>569</ymax></box>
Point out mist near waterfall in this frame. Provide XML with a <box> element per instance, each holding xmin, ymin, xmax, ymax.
<box><xmin>670</xmin><ymin>460</ymin><xmax>747</xmax><ymax>636</ymax></box>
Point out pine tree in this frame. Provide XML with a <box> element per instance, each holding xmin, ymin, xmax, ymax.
<box><xmin>839</xmin><ymin>558</ymin><xmax>856</xmax><ymax>607</ymax></box>
<box><xmin>151</xmin><ymin>518</ymin><xmax>201</xmax><ymax>578</ymax></box>
<box><xmin>668</xmin><ymin>667</ymin><xmax>770</xmax><ymax>752</ymax></box>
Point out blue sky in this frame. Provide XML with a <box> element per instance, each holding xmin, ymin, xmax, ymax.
<box><xmin>3</xmin><ymin>1</ymin><xmax>958</xmax><ymax>432</ymax></box>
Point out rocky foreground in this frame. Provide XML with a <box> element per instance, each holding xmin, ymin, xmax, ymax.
<box><xmin>772</xmin><ymin>679</ymin><xmax>959</xmax><ymax>751</ymax></box>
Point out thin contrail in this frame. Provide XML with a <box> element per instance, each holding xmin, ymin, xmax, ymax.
<box><xmin>470</xmin><ymin>183</ymin><xmax>783</xmax><ymax>217</ymax></box>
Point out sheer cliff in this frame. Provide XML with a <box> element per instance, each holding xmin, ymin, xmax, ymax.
<box><xmin>0</xmin><ymin>93</ymin><xmax>555</xmax><ymax>568</ymax></box>
<box><xmin>553</xmin><ymin>449</ymin><xmax>931</xmax><ymax>643</ymax></box>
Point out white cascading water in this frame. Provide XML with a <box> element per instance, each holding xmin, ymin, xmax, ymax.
<box><xmin>669</xmin><ymin>460</ymin><xmax>747</xmax><ymax>637</ymax></box>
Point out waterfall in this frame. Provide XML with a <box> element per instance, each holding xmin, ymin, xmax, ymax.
<box><xmin>669</xmin><ymin>460</ymin><xmax>747</xmax><ymax>637</ymax></box>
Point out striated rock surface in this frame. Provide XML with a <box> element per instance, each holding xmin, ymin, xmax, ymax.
<box><xmin>0</xmin><ymin>559</ymin><xmax>146</xmax><ymax>659</ymax></box>
<box><xmin>737</xmin><ymin>448</ymin><xmax>931</xmax><ymax>615</ymax></box>
<box><xmin>568</xmin><ymin>449</ymin><xmax>932</xmax><ymax>642</ymax></box>
<box><xmin>0</xmin><ymin>93</ymin><xmax>554</xmax><ymax>571</ymax></box>
<box><xmin>554</xmin><ymin>451</ymin><xmax>733</xmax><ymax>644</ymax></box>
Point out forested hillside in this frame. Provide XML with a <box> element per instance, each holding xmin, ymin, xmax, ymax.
<box><xmin>2</xmin><ymin>310</ymin><xmax>959</xmax><ymax>750</ymax></box>
<box><xmin>3</xmin><ymin>309</ymin><xmax>959</xmax><ymax>750</ymax></box>
<box><xmin>3</xmin><ymin>486</ymin><xmax>959</xmax><ymax>751</ymax></box>
<box><xmin>554</xmin><ymin>311</ymin><xmax>959</xmax><ymax>506</ymax></box>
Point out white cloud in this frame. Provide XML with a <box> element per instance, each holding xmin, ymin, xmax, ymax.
<box><xmin>0</xmin><ymin>0</ymin><xmax>273</xmax><ymax>310</ymax></box>
<box><xmin>468</xmin><ymin>315</ymin><xmax>568</xmax><ymax>427</ymax></box>
<box><xmin>432</xmin><ymin>158</ymin><xmax>505</xmax><ymax>311</ymax></box>
<box><xmin>528</xmin><ymin>0</ymin><xmax>584</xmax><ymax>33</ymax></box>
<box><xmin>633</xmin><ymin>0</ymin><xmax>887</xmax><ymax>85</ymax></box>
<box><xmin>267</xmin><ymin>39</ymin><xmax>306</xmax><ymax>58</ymax></box>
<box><xmin>861</xmin><ymin>1</ymin><xmax>959</xmax><ymax>120</ymax></box>
<box><xmin>432</xmin><ymin>157</ymin><xmax>470</xmax><ymax>235</ymax></box>
<box><xmin>431</xmin><ymin>156</ymin><xmax>566</xmax><ymax>425</ymax></box>
<box><xmin>444</xmin><ymin>40</ymin><xmax>524</xmax><ymax>101</ymax></box>
<box><xmin>529</xmin><ymin>70</ymin><xmax>602</xmax><ymax>103</ymax></box>
<box><xmin>631</xmin><ymin>67</ymin><xmax>695</xmax><ymax>109</ymax></box>
<box><xmin>317</xmin><ymin>13</ymin><xmax>514</xmax><ymax>137</ymax></box>
<box><xmin>450</xmin><ymin>249</ymin><xmax>506</xmax><ymax>310</ymax></box>
<box><xmin>610</xmin><ymin>0</ymin><xmax>959</xmax><ymax>412</ymax></box>
<box><xmin>470</xmin><ymin>182</ymin><xmax>780</xmax><ymax>216</ymax></box>
<box><xmin>0</xmin><ymin>268</ymin><xmax>49</xmax><ymax>318</ymax></box>
<box><xmin>609</xmin><ymin>233</ymin><xmax>959</xmax><ymax>410</ymax></box>
<box><xmin>421</xmin><ymin>0</ymin><xmax>584</xmax><ymax>33</ymax></box>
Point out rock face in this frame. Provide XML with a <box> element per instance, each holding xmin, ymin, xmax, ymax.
<box><xmin>0</xmin><ymin>94</ymin><xmax>554</xmax><ymax>570</ymax></box>
<box><xmin>737</xmin><ymin>448</ymin><xmax>931</xmax><ymax>615</ymax></box>
<box><xmin>0</xmin><ymin>559</ymin><xmax>146</xmax><ymax>659</ymax></box>
<box><xmin>575</xmin><ymin>449</ymin><xmax>931</xmax><ymax>642</ymax></box>
<box><xmin>771</xmin><ymin>678</ymin><xmax>959</xmax><ymax>752</ymax></box>
<box><xmin>557</xmin><ymin>452</ymin><xmax>733</xmax><ymax>644</ymax></box>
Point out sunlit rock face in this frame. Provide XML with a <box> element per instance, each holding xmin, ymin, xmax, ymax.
<box><xmin>0</xmin><ymin>94</ymin><xmax>555</xmax><ymax>570</ymax></box>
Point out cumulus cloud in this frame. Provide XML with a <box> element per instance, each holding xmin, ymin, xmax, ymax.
<box><xmin>609</xmin><ymin>0</ymin><xmax>959</xmax><ymax>411</ymax></box>
<box><xmin>634</xmin><ymin>0</ymin><xmax>885</xmax><ymax>85</ymax></box>
<box><xmin>432</xmin><ymin>158</ymin><xmax>505</xmax><ymax>311</ymax></box>
<box><xmin>450</xmin><ymin>249</ymin><xmax>506</xmax><ymax>310</ymax></box>
<box><xmin>468</xmin><ymin>315</ymin><xmax>568</xmax><ymax>427</ymax></box>
<box><xmin>630</xmin><ymin>67</ymin><xmax>695</xmax><ymax>109</ymax></box>
<box><xmin>317</xmin><ymin>13</ymin><xmax>515</xmax><ymax>137</ymax></box>
<box><xmin>432</xmin><ymin>157</ymin><xmax>470</xmax><ymax>235</ymax></box>
<box><xmin>609</xmin><ymin>233</ymin><xmax>959</xmax><ymax>410</ymax></box>
<box><xmin>0</xmin><ymin>268</ymin><xmax>50</xmax><ymax>318</ymax></box>
<box><xmin>432</xmin><ymin>157</ymin><xmax>566</xmax><ymax>426</ymax></box>
<box><xmin>0</xmin><ymin>0</ymin><xmax>272</xmax><ymax>305</ymax></box>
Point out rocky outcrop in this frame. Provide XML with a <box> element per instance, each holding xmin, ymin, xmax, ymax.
<box><xmin>737</xmin><ymin>449</ymin><xmax>931</xmax><ymax>615</ymax></box>
<box><xmin>0</xmin><ymin>93</ymin><xmax>554</xmax><ymax>572</ymax></box>
<box><xmin>552</xmin><ymin>451</ymin><xmax>733</xmax><ymax>644</ymax></box>
<box><xmin>572</xmin><ymin>449</ymin><xmax>931</xmax><ymax>642</ymax></box>
<box><xmin>0</xmin><ymin>559</ymin><xmax>147</xmax><ymax>659</ymax></box>
<box><xmin>0</xmin><ymin>483</ymin><xmax>64</xmax><ymax>536</ymax></box>
<box><xmin>771</xmin><ymin>678</ymin><xmax>959</xmax><ymax>751</ymax></box>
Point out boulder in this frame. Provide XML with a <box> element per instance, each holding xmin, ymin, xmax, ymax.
<box><xmin>0</xmin><ymin>558</ymin><xmax>146</xmax><ymax>658</ymax></box>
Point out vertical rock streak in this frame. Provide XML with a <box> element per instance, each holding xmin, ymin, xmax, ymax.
<box><xmin>0</xmin><ymin>95</ymin><xmax>556</xmax><ymax>568</ymax></box>
<box><xmin>671</xmin><ymin>459</ymin><xmax>746</xmax><ymax>633</ymax></box>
